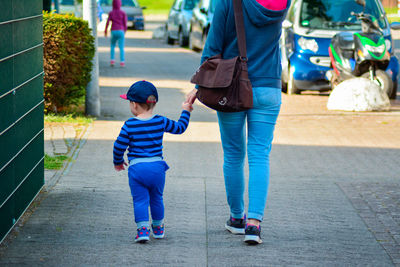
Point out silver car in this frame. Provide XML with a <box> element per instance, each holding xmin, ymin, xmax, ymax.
<box><xmin>166</xmin><ymin>0</ymin><xmax>199</xmax><ymax>46</ymax></box>
<box><xmin>100</xmin><ymin>0</ymin><xmax>145</xmax><ymax>30</ymax></box>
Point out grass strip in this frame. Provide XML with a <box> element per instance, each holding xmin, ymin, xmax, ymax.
<box><xmin>44</xmin><ymin>154</ymin><xmax>70</xmax><ymax>170</ymax></box>
<box><xmin>44</xmin><ymin>113</ymin><xmax>93</xmax><ymax>125</ymax></box>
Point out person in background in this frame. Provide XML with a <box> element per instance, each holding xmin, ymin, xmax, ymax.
<box><xmin>97</xmin><ymin>0</ymin><xmax>104</xmax><ymax>22</ymax></box>
<box><xmin>186</xmin><ymin>0</ymin><xmax>290</xmax><ymax>245</ymax></box>
<box><xmin>104</xmin><ymin>0</ymin><xmax>127</xmax><ymax>67</ymax></box>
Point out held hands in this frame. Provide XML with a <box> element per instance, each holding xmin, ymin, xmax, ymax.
<box><xmin>186</xmin><ymin>89</ymin><xmax>197</xmax><ymax>105</ymax></box>
<box><xmin>182</xmin><ymin>101</ymin><xmax>193</xmax><ymax>112</ymax></box>
<box><xmin>114</xmin><ymin>162</ymin><xmax>128</xmax><ymax>171</ymax></box>
<box><xmin>182</xmin><ymin>88</ymin><xmax>197</xmax><ymax>112</ymax></box>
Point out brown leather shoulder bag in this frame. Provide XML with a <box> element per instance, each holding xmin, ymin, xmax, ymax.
<box><xmin>190</xmin><ymin>0</ymin><xmax>253</xmax><ymax>112</ymax></box>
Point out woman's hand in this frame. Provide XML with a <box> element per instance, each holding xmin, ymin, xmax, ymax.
<box><xmin>186</xmin><ymin>89</ymin><xmax>197</xmax><ymax>105</ymax></box>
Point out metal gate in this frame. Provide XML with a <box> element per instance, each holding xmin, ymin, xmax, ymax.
<box><xmin>0</xmin><ymin>0</ymin><xmax>44</xmax><ymax>243</ymax></box>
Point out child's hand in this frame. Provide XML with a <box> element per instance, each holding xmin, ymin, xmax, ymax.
<box><xmin>182</xmin><ymin>102</ymin><xmax>193</xmax><ymax>112</ymax></box>
<box><xmin>114</xmin><ymin>162</ymin><xmax>128</xmax><ymax>171</ymax></box>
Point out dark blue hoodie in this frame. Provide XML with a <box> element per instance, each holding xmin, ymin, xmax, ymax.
<box><xmin>201</xmin><ymin>0</ymin><xmax>290</xmax><ymax>88</ymax></box>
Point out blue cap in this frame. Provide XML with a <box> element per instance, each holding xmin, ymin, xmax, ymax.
<box><xmin>120</xmin><ymin>80</ymin><xmax>158</xmax><ymax>103</ymax></box>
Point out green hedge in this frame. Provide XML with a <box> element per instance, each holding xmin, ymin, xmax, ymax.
<box><xmin>43</xmin><ymin>12</ymin><xmax>95</xmax><ymax>113</ymax></box>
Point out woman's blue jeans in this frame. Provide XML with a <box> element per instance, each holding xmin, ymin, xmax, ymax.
<box><xmin>110</xmin><ymin>30</ymin><xmax>125</xmax><ymax>62</ymax></box>
<box><xmin>217</xmin><ymin>87</ymin><xmax>281</xmax><ymax>222</ymax></box>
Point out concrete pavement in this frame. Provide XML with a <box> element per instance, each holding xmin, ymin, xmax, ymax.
<box><xmin>0</xmin><ymin>18</ymin><xmax>400</xmax><ymax>266</ymax></box>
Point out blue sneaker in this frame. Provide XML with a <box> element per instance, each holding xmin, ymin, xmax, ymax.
<box><xmin>244</xmin><ymin>224</ymin><xmax>262</xmax><ymax>244</ymax></box>
<box><xmin>225</xmin><ymin>215</ymin><xmax>246</xmax><ymax>235</ymax></box>
<box><xmin>152</xmin><ymin>224</ymin><xmax>165</xmax><ymax>239</ymax></box>
<box><xmin>135</xmin><ymin>226</ymin><xmax>150</xmax><ymax>243</ymax></box>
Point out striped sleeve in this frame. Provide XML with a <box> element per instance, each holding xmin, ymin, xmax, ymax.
<box><xmin>163</xmin><ymin>110</ymin><xmax>191</xmax><ymax>135</ymax></box>
<box><xmin>113</xmin><ymin>123</ymin><xmax>130</xmax><ymax>165</ymax></box>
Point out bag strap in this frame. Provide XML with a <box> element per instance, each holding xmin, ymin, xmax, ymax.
<box><xmin>233</xmin><ymin>0</ymin><xmax>247</xmax><ymax>60</ymax></box>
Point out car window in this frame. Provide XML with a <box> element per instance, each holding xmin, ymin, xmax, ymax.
<box><xmin>287</xmin><ymin>0</ymin><xmax>297</xmax><ymax>23</ymax></box>
<box><xmin>173</xmin><ymin>0</ymin><xmax>183</xmax><ymax>10</ymax></box>
<box><xmin>60</xmin><ymin>0</ymin><xmax>74</xmax><ymax>5</ymax></box>
<box><xmin>184</xmin><ymin>0</ymin><xmax>199</xmax><ymax>10</ymax></box>
<box><xmin>300</xmin><ymin>0</ymin><xmax>386</xmax><ymax>30</ymax></box>
<box><xmin>100</xmin><ymin>0</ymin><xmax>136</xmax><ymax>7</ymax></box>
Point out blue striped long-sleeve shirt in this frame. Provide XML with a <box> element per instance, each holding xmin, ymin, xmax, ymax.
<box><xmin>113</xmin><ymin>110</ymin><xmax>191</xmax><ymax>165</ymax></box>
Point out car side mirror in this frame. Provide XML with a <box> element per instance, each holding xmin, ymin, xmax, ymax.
<box><xmin>390</xmin><ymin>22</ymin><xmax>400</xmax><ymax>30</ymax></box>
<box><xmin>141</xmin><ymin>6</ymin><xmax>147</xmax><ymax>10</ymax></box>
<box><xmin>282</xmin><ymin>20</ymin><xmax>293</xmax><ymax>29</ymax></box>
<box><xmin>200</xmin><ymin>7</ymin><xmax>207</xmax><ymax>14</ymax></box>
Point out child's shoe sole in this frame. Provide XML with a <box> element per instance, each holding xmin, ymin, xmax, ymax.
<box><xmin>135</xmin><ymin>236</ymin><xmax>150</xmax><ymax>243</ymax></box>
<box><xmin>153</xmin><ymin>233</ymin><xmax>165</xmax><ymax>239</ymax></box>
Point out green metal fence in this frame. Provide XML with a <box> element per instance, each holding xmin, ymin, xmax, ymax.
<box><xmin>0</xmin><ymin>0</ymin><xmax>44</xmax><ymax>243</ymax></box>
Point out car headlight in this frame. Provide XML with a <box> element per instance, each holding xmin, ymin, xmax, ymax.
<box><xmin>385</xmin><ymin>39</ymin><xmax>391</xmax><ymax>51</ymax></box>
<box><xmin>298</xmin><ymin>37</ymin><xmax>319</xmax><ymax>53</ymax></box>
<box><xmin>365</xmin><ymin>44</ymin><xmax>385</xmax><ymax>54</ymax></box>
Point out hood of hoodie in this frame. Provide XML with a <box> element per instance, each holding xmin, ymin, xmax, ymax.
<box><xmin>243</xmin><ymin>0</ymin><xmax>290</xmax><ymax>27</ymax></box>
<box><xmin>113</xmin><ymin>0</ymin><xmax>121</xmax><ymax>10</ymax></box>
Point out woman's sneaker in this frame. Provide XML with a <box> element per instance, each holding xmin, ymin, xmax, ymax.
<box><xmin>110</xmin><ymin>60</ymin><xmax>115</xmax><ymax>67</ymax></box>
<box><xmin>225</xmin><ymin>215</ymin><xmax>246</xmax><ymax>235</ymax></box>
<box><xmin>135</xmin><ymin>226</ymin><xmax>150</xmax><ymax>243</ymax></box>
<box><xmin>244</xmin><ymin>224</ymin><xmax>262</xmax><ymax>244</ymax></box>
<box><xmin>152</xmin><ymin>224</ymin><xmax>165</xmax><ymax>239</ymax></box>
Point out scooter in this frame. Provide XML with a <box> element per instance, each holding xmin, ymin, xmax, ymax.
<box><xmin>327</xmin><ymin>0</ymin><xmax>395</xmax><ymax>98</ymax></box>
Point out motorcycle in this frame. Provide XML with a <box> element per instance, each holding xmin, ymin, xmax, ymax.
<box><xmin>327</xmin><ymin>0</ymin><xmax>395</xmax><ymax>98</ymax></box>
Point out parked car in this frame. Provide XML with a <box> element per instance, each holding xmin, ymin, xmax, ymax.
<box><xmin>99</xmin><ymin>0</ymin><xmax>145</xmax><ymax>30</ymax></box>
<box><xmin>189</xmin><ymin>0</ymin><xmax>216</xmax><ymax>51</ymax></box>
<box><xmin>280</xmin><ymin>0</ymin><xmax>399</xmax><ymax>95</ymax></box>
<box><xmin>55</xmin><ymin>0</ymin><xmax>82</xmax><ymax>17</ymax></box>
<box><xmin>165</xmin><ymin>0</ymin><xmax>199</xmax><ymax>46</ymax></box>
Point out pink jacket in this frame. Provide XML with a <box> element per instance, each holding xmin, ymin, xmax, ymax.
<box><xmin>105</xmin><ymin>0</ymin><xmax>127</xmax><ymax>32</ymax></box>
<box><xmin>256</xmin><ymin>0</ymin><xmax>287</xmax><ymax>10</ymax></box>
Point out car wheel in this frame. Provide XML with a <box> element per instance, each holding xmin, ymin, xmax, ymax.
<box><xmin>390</xmin><ymin>82</ymin><xmax>397</xmax><ymax>100</ymax></box>
<box><xmin>361</xmin><ymin>70</ymin><xmax>393</xmax><ymax>98</ymax></box>
<box><xmin>165</xmin><ymin>26</ymin><xmax>175</xmax><ymax>45</ymax></box>
<box><xmin>281</xmin><ymin>80</ymin><xmax>287</xmax><ymax>93</ymax></box>
<box><xmin>287</xmin><ymin>65</ymin><xmax>301</xmax><ymax>95</ymax></box>
<box><xmin>178</xmin><ymin>30</ymin><xmax>188</xmax><ymax>47</ymax></box>
<box><xmin>189</xmin><ymin>31</ymin><xmax>200</xmax><ymax>52</ymax></box>
<box><xmin>202</xmin><ymin>31</ymin><xmax>208</xmax><ymax>50</ymax></box>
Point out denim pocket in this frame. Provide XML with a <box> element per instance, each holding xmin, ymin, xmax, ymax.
<box><xmin>253</xmin><ymin>87</ymin><xmax>282</xmax><ymax>108</ymax></box>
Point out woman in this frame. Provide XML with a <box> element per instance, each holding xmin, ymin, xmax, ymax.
<box><xmin>186</xmin><ymin>0</ymin><xmax>289</xmax><ymax>244</ymax></box>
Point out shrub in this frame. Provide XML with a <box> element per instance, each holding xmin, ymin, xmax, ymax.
<box><xmin>43</xmin><ymin>12</ymin><xmax>95</xmax><ymax>113</ymax></box>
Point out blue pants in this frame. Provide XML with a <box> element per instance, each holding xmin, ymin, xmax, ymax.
<box><xmin>110</xmin><ymin>30</ymin><xmax>125</xmax><ymax>62</ymax></box>
<box><xmin>128</xmin><ymin>161</ymin><xmax>169</xmax><ymax>227</ymax></box>
<box><xmin>217</xmin><ymin>87</ymin><xmax>281</xmax><ymax>222</ymax></box>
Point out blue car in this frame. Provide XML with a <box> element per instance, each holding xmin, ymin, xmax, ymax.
<box><xmin>281</xmin><ymin>0</ymin><xmax>399</xmax><ymax>95</ymax></box>
<box><xmin>100</xmin><ymin>0</ymin><xmax>145</xmax><ymax>30</ymax></box>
